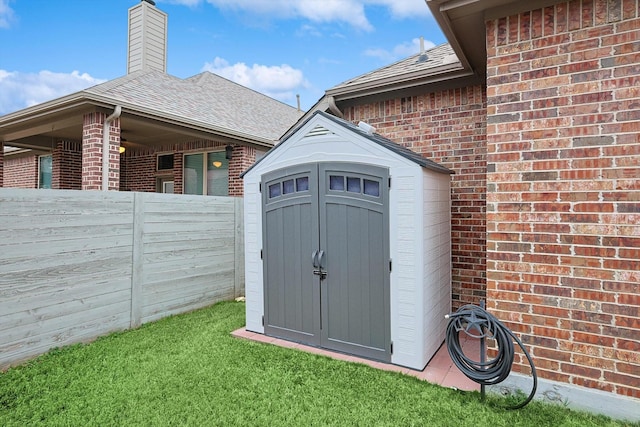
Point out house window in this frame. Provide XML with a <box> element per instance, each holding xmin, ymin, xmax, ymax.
<box><xmin>157</xmin><ymin>178</ymin><xmax>174</xmax><ymax>194</ymax></box>
<box><xmin>38</xmin><ymin>155</ymin><xmax>52</xmax><ymax>189</ymax></box>
<box><xmin>157</xmin><ymin>154</ymin><xmax>174</xmax><ymax>171</ymax></box>
<box><xmin>183</xmin><ymin>151</ymin><xmax>229</xmax><ymax>196</ymax></box>
<box><xmin>163</xmin><ymin>181</ymin><xmax>175</xmax><ymax>193</ymax></box>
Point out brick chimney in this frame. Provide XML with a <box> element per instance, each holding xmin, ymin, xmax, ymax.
<box><xmin>127</xmin><ymin>0</ymin><xmax>168</xmax><ymax>74</ymax></box>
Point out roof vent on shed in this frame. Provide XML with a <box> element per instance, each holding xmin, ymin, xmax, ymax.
<box><xmin>358</xmin><ymin>121</ymin><xmax>376</xmax><ymax>135</ymax></box>
<box><xmin>305</xmin><ymin>125</ymin><xmax>332</xmax><ymax>138</ymax></box>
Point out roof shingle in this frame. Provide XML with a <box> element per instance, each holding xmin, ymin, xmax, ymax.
<box><xmin>86</xmin><ymin>70</ymin><xmax>304</xmax><ymax>141</ymax></box>
<box><xmin>327</xmin><ymin>43</ymin><xmax>461</xmax><ymax>96</ymax></box>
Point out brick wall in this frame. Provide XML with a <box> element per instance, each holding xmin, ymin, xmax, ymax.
<box><xmin>120</xmin><ymin>149</ymin><xmax>157</xmax><ymax>192</ymax></box>
<box><xmin>53</xmin><ymin>140</ymin><xmax>82</xmax><ymax>190</ymax></box>
<box><xmin>82</xmin><ymin>112</ymin><xmax>120</xmax><ymax>191</ymax></box>
<box><xmin>4</xmin><ymin>155</ymin><xmax>37</xmax><ymax>188</ymax></box>
<box><xmin>342</xmin><ymin>86</ymin><xmax>487</xmax><ymax>309</ymax></box>
<box><xmin>173</xmin><ymin>151</ymin><xmax>183</xmax><ymax>195</ymax></box>
<box><xmin>229</xmin><ymin>145</ymin><xmax>256</xmax><ymax>197</ymax></box>
<box><xmin>486</xmin><ymin>0</ymin><xmax>639</xmax><ymax>398</ymax></box>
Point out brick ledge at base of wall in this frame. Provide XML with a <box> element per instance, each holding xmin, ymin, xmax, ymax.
<box><xmin>487</xmin><ymin>373</ymin><xmax>640</xmax><ymax>423</ymax></box>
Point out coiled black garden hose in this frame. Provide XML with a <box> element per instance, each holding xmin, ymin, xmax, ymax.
<box><xmin>445</xmin><ymin>304</ymin><xmax>537</xmax><ymax>409</ymax></box>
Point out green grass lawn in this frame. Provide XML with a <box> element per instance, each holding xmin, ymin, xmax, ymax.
<box><xmin>0</xmin><ymin>301</ymin><xmax>636</xmax><ymax>427</ymax></box>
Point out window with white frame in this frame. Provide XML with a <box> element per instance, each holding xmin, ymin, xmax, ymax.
<box><xmin>183</xmin><ymin>151</ymin><xmax>229</xmax><ymax>196</ymax></box>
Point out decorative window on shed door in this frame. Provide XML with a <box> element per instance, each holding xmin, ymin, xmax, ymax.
<box><xmin>183</xmin><ymin>151</ymin><xmax>229</xmax><ymax>196</ymax></box>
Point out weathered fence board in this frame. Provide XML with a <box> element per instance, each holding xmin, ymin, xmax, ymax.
<box><xmin>0</xmin><ymin>188</ymin><xmax>244</xmax><ymax>370</ymax></box>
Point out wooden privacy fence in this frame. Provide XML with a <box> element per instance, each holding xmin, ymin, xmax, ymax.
<box><xmin>0</xmin><ymin>189</ymin><xmax>244</xmax><ymax>370</ymax></box>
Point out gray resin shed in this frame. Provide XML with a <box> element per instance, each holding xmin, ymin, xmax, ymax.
<box><xmin>243</xmin><ymin>111</ymin><xmax>452</xmax><ymax>370</ymax></box>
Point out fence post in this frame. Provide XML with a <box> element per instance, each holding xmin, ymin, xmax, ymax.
<box><xmin>234</xmin><ymin>197</ymin><xmax>245</xmax><ymax>298</ymax></box>
<box><xmin>130</xmin><ymin>192</ymin><xmax>144</xmax><ymax>328</ymax></box>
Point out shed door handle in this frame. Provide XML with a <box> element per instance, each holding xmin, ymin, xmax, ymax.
<box><xmin>317</xmin><ymin>250</ymin><xmax>325</xmax><ymax>269</ymax></box>
<box><xmin>313</xmin><ymin>250</ymin><xmax>327</xmax><ymax>280</ymax></box>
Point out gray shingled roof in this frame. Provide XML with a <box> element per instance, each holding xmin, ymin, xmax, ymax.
<box><xmin>86</xmin><ymin>70</ymin><xmax>304</xmax><ymax>141</ymax></box>
<box><xmin>327</xmin><ymin>43</ymin><xmax>461</xmax><ymax>95</ymax></box>
<box><xmin>242</xmin><ymin>111</ymin><xmax>453</xmax><ymax>177</ymax></box>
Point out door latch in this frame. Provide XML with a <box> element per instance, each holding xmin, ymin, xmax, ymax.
<box><xmin>313</xmin><ymin>269</ymin><xmax>327</xmax><ymax>280</ymax></box>
<box><xmin>312</xmin><ymin>250</ymin><xmax>327</xmax><ymax>280</ymax></box>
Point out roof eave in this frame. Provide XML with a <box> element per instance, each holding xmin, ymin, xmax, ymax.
<box><xmin>82</xmin><ymin>92</ymin><xmax>277</xmax><ymax>147</ymax></box>
<box><xmin>426</xmin><ymin>0</ymin><xmax>488</xmax><ymax>79</ymax></box>
<box><xmin>326</xmin><ymin>65</ymin><xmax>476</xmax><ymax>101</ymax></box>
<box><xmin>426</xmin><ymin>0</ymin><xmax>563</xmax><ymax>78</ymax></box>
<box><xmin>0</xmin><ymin>91</ymin><xmax>101</xmax><ymax>125</ymax></box>
<box><xmin>0</xmin><ymin>91</ymin><xmax>275</xmax><ymax>149</ymax></box>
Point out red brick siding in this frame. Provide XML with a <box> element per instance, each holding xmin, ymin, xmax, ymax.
<box><xmin>53</xmin><ymin>140</ymin><xmax>82</xmax><ymax>190</ymax></box>
<box><xmin>4</xmin><ymin>155</ymin><xmax>37</xmax><ymax>188</ymax></box>
<box><xmin>486</xmin><ymin>0</ymin><xmax>640</xmax><ymax>398</ymax></box>
<box><xmin>342</xmin><ymin>86</ymin><xmax>488</xmax><ymax>309</ymax></box>
<box><xmin>81</xmin><ymin>112</ymin><xmax>120</xmax><ymax>191</ymax></box>
<box><xmin>173</xmin><ymin>151</ymin><xmax>183</xmax><ymax>195</ymax></box>
<box><xmin>120</xmin><ymin>149</ymin><xmax>157</xmax><ymax>192</ymax></box>
<box><xmin>107</xmin><ymin>125</ymin><xmax>121</xmax><ymax>191</ymax></box>
<box><xmin>229</xmin><ymin>146</ymin><xmax>256</xmax><ymax>197</ymax></box>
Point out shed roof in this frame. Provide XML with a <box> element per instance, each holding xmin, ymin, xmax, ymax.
<box><xmin>242</xmin><ymin>110</ymin><xmax>453</xmax><ymax>177</ymax></box>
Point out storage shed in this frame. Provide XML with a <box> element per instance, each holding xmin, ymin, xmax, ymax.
<box><xmin>242</xmin><ymin>111</ymin><xmax>452</xmax><ymax>370</ymax></box>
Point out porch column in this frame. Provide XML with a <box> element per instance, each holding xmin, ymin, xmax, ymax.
<box><xmin>82</xmin><ymin>112</ymin><xmax>121</xmax><ymax>190</ymax></box>
<box><xmin>228</xmin><ymin>145</ymin><xmax>254</xmax><ymax>197</ymax></box>
<box><xmin>173</xmin><ymin>151</ymin><xmax>183</xmax><ymax>194</ymax></box>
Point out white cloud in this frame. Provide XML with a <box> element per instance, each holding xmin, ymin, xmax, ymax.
<box><xmin>0</xmin><ymin>70</ymin><xmax>105</xmax><ymax>115</ymax></box>
<box><xmin>169</xmin><ymin>0</ymin><xmax>432</xmax><ymax>30</ymax></box>
<box><xmin>201</xmin><ymin>0</ymin><xmax>373</xmax><ymax>30</ymax></box>
<box><xmin>0</xmin><ymin>0</ymin><xmax>16</xmax><ymax>28</ymax></box>
<box><xmin>296</xmin><ymin>24</ymin><xmax>322</xmax><ymax>38</ymax></box>
<box><xmin>202</xmin><ymin>57</ymin><xmax>310</xmax><ymax>104</ymax></box>
<box><xmin>171</xmin><ymin>0</ymin><xmax>431</xmax><ymax>31</ymax></box>
<box><xmin>364</xmin><ymin>37</ymin><xmax>436</xmax><ymax>62</ymax></box>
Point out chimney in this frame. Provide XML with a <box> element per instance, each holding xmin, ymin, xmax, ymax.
<box><xmin>127</xmin><ymin>0</ymin><xmax>168</xmax><ymax>74</ymax></box>
<box><xmin>416</xmin><ymin>36</ymin><xmax>429</xmax><ymax>63</ymax></box>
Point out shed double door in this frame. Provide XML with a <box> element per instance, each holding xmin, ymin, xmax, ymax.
<box><xmin>262</xmin><ymin>162</ymin><xmax>390</xmax><ymax>362</ymax></box>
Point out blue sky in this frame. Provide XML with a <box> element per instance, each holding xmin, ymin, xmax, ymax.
<box><xmin>0</xmin><ymin>0</ymin><xmax>446</xmax><ymax>115</ymax></box>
